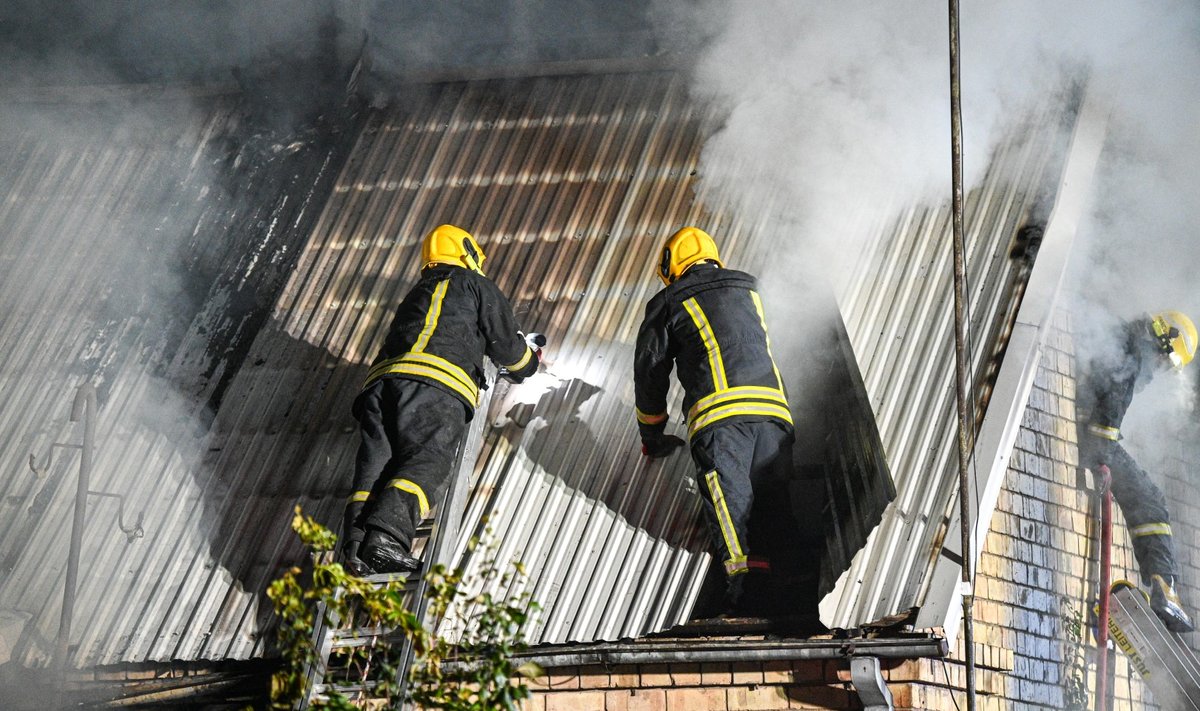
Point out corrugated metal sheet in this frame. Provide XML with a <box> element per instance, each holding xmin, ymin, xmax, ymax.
<box><xmin>0</xmin><ymin>91</ymin><xmax>358</xmax><ymax>667</ymax></box>
<box><xmin>275</xmin><ymin>72</ymin><xmax>733</xmax><ymax>645</ymax></box>
<box><xmin>826</xmin><ymin>101</ymin><xmax>1075</xmax><ymax>627</ymax></box>
<box><xmin>0</xmin><ymin>72</ymin><xmax>753</xmax><ymax>666</ymax></box>
<box><xmin>0</xmin><ymin>68</ymin><xmax>1073</xmax><ymax>670</ymax></box>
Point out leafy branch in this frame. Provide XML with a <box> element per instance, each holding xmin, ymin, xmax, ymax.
<box><xmin>266</xmin><ymin>507</ymin><xmax>541</xmax><ymax>710</ymax></box>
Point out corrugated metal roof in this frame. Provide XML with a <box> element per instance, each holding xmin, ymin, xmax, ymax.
<box><xmin>826</xmin><ymin>100</ymin><xmax>1076</xmax><ymax>627</ymax></box>
<box><xmin>0</xmin><ymin>69</ymin><xmax>1074</xmax><ymax>669</ymax></box>
<box><xmin>276</xmin><ymin>72</ymin><xmax>732</xmax><ymax>646</ymax></box>
<box><xmin>0</xmin><ymin>91</ymin><xmax>359</xmax><ymax>666</ymax></box>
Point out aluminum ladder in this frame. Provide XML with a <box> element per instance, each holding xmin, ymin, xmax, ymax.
<box><xmin>296</xmin><ymin>378</ymin><xmax>494</xmax><ymax>709</ymax></box>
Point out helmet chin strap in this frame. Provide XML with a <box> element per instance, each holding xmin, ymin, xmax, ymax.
<box><xmin>1149</xmin><ymin>316</ymin><xmax>1176</xmax><ymax>354</ymax></box>
<box><xmin>461</xmin><ymin>237</ymin><xmax>484</xmax><ymax>275</ymax></box>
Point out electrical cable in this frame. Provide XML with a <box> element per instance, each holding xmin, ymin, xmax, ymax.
<box><xmin>940</xmin><ymin>656</ymin><xmax>965</xmax><ymax>711</ymax></box>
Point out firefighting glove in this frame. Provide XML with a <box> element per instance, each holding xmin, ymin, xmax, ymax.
<box><xmin>641</xmin><ymin>434</ymin><xmax>685</xmax><ymax>458</ymax></box>
<box><xmin>500</xmin><ymin>332</ymin><xmax>547</xmax><ymax>383</ymax></box>
<box><xmin>524</xmin><ymin>331</ymin><xmax>547</xmax><ymax>352</ymax></box>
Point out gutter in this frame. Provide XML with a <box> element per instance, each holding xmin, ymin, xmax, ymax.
<box><xmin>497</xmin><ymin>635</ymin><xmax>948</xmax><ymax>670</ymax></box>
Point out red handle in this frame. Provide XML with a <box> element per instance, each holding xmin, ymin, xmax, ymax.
<box><xmin>1096</xmin><ymin>464</ymin><xmax>1113</xmax><ymax>711</ymax></box>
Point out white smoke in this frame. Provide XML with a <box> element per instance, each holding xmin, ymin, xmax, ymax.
<box><xmin>669</xmin><ymin>1</ymin><xmax>1198</xmax><ymax>293</ymax></box>
<box><xmin>666</xmin><ymin>0</ymin><xmax>1200</xmax><ymax>427</ymax></box>
<box><xmin>665</xmin><ymin>0</ymin><xmax>1200</xmax><ymax>647</ymax></box>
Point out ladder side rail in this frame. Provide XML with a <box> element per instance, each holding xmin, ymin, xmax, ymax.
<box><xmin>394</xmin><ymin>365</ymin><xmax>496</xmax><ymax>708</ymax></box>
<box><xmin>298</xmin><ymin>587</ymin><xmax>342</xmax><ymax>710</ymax></box>
<box><xmin>1111</xmin><ymin>587</ymin><xmax>1200</xmax><ymax>710</ymax></box>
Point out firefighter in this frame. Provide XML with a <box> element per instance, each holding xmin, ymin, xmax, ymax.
<box><xmin>633</xmin><ymin>226</ymin><xmax>796</xmax><ymax>613</ymax></box>
<box><xmin>342</xmin><ymin>224</ymin><xmax>540</xmax><ymax>575</ymax></box>
<box><xmin>1077</xmin><ymin>310</ymin><xmax>1198</xmax><ymax>632</ymax></box>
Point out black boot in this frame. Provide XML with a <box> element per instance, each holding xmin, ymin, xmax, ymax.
<box><xmin>361</xmin><ymin>529</ymin><xmax>421</xmax><ymax>574</ymax></box>
<box><xmin>1149</xmin><ymin>574</ymin><xmax>1194</xmax><ymax>633</ymax></box>
<box><xmin>341</xmin><ymin>539</ymin><xmax>373</xmax><ymax>577</ymax></box>
<box><xmin>721</xmin><ymin>575</ymin><xmax>746</xmax><ymax>617</ymax></box>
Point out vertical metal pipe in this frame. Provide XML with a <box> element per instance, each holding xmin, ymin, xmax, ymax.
<box><xmin>947</xmin><ymin>0</ymin><xmax>978</xmax><ymax>708</ymax></box>
<box><xmin>55</xmin><ymin>382</ymin><xmax>96</xmax><ymax>671</ymax></box>
<box><xmin>1096</xmin><ymin>465</ymin><xmax>1113</xmax><ymax>711</ymax></box>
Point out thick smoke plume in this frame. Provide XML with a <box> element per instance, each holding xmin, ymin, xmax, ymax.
<box><xmin>668</xmin><ymin>1</ymin><xmax>1199</xmax><ymax>302</ymax></box>
<box><xmin>671</xmin><ymin>0</ymin><xmax>1200</xmax><ymax>446</ymax></box>
<box><xmin>0</xmin><ymin>0</ymin><xmax>360</xmax><ymax>680</ymax></box>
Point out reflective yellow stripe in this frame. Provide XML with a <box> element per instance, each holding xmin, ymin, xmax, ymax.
<box><xmin>683</xmin><ymin>298</ymin><xmax>728</xmax><ymax>391</ymax></box>
<box><xmin>349</xmin><ymin>490</ymin><xmax>371</xmax><ymax>503</ymax></box>
<box><xmin>725</xmin><ymin>556</ymin><xmax>750</xmax><ymax>576</ymax></box>
<box><xmin>412</xmin><ymin>280</ymin><xmax>449</xmax><ymax>353</ymax></box>
<box><xmin>689</xmin><ymin>385</ymin><xmax>789</xmax><ymax>422</ymax></box>
<box><xmin>391</xmin><ymin>352</ymin><xmax>476</xmax><ymax>392</ymax></box>
<box><xmin>705</xmin><ymin>470</ymin><xmax>744</xmax><ymax>567</ymax></box>
<box><xmin>368</xmin><ymin>362</ymin><xmax>478</xmax><ymax>404</ymax></box>
<box><xmin>502</xmin><ymin>345</ymin><xmax>534</xmax><ymax>372</ymax></box>
<box><xmin>367</xmin><ymin>352</ymin><xmax>474</xmax><ymax>391</ymax></box>
<box><xmin>1088</xmin><ymin>423</ymin><xmax>1121</xmax><ymax>441</ymax></box>
<box><xmin>365</xmin><ymin>352</ymin><xmax>479</xmax><ymax>404</ymax></box>
<box><xmin>389</xmin><ymin>478</ymin><xmax>430</xmax><ymax>518</ymax></box>
<box><xmin>636</xmin><ymin>408</ymin><xmax>668</xmax><ymax>425</ymax></box>
<box><xmin>689</xmin><ymin>402</ymin><xmax>794</xmax><ymax>436</ymax></box>
<box><xmin>1131</xmin><ymin>523</ymin><xmax>1173</xmax><ymax>538</ymax></box>
<box><xmin>750</xmin><ymin>291</ymin><xmax>786</xmax><ymax>392</ymax></box>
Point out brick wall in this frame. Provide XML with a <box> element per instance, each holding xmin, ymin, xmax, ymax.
<box><xmin>520</xmin><ymin>658</ymin><xmax>1011</xmax><ymax>711</ymax></box>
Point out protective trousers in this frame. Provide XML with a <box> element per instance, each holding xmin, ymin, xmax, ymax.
<box><xmin>343</xmin><ymin>378</ymin><xmax>469</xmax><ymax>549</ymax></box>
<box><xmin>689</xmin><ymin>421</ymin><xmax>796</xmax><ymax>597</ymax></box>
<box><xmin>1080</xmin><ymin>432</ymin><xmax>1178</xmax><ymax>582</ymax></box>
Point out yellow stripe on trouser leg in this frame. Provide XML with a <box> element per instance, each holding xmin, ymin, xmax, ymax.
<box><xmin>389</xmin><ymin>478</ymin><xmax>430</xmax><ymax>518</ymax></box>
<box><xmin>705</xmin><ymin>471</ymin><xmax>747</xmax><ymax>575</ymax></box>
<box><xmin>349</xmin><ymin>490</ymin><xmax>371</xmax><ymax>503</ymax></box>
<box><xmin>1131</xmin><ymin>523</ymin><xmax>1173</xmax><ymax>538</ymax></box>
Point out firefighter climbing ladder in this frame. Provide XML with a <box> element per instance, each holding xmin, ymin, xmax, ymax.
<box><xmin>296</xmin><ymin>484</ymin><xmax>458</xmax><ymax>709</ymax></box>
<box><xmin>296</xmin><ymin>378</ymin><xmax>494</xmax><ymax>710</ymax></box>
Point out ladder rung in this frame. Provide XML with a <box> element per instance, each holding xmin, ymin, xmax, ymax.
<box><xmin>312</xmin><ymin>679</ymin><xmax>381</xmax><ymax>698</ymax></box>
<box><xmin>330</xmin><ymin>626</ymin><xmax>408</xmax><ymax>649</ymax></box>
<box><xmin>333</xmin><ymin>625</ymin><xmax>389</xmax><ymax>640</ymax></box>
<box><xmin>331</xmin><ymin>634</ymin><xmax>405</xmax><ymax>650</ymax></box>
<box><xmin>361</xmin><ymin>571</ymin><xmax>419</xmax><ymax>586</ymax></box>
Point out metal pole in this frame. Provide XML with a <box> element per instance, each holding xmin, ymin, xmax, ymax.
<box><xmin>1096</xmin><ymin>465</ymin><xmax>1113</xmax><ymax>711</ymax></box>
<box><xmin>55</xmin><ymin>382</ymin><xmax>96</xmax><ymax>671</ymax></box>
<box><xmin>947</xmin><ymin>1</ymin><xmax>978</xmax><ymax>708</ymax></box>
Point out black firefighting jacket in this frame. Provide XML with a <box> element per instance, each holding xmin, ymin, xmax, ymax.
<box><xmin>363</xmin><ymin>264</ymin><xmax>537</xmax><ymax>413</ymax></box>
<box><xmin>634</xmin><ymin>263</ymin><xmax>793</xmax><ymax>440</ymax></box>
<box><xmin>1077</xmin><ymin>318</ymin><xmax>1161</xmax><ymax>442</ymax></box>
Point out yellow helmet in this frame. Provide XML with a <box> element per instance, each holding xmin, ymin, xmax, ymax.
<box><xmin>657</xmin><ymin>226</ymin><xmax>724</xmax><ymax>286</ymax></box>
<box><xmin>421</xmin><ymin>224</ymin><xmax>486</xmax><ymax>275</ymax></box>
<box><xmin>1150</xmin><ymin>310</ymin><xmax>1197</xmax><ymax>368</ymax></box>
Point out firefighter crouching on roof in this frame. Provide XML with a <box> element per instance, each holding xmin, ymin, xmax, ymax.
<box><xmin>1077</xmin><ymin>310</ymin><xmax>1198</xmax><ymax>632</ymax></box>
<box><xmin>342</xmin><ymin>224</ymin><xmax>541</xmax><ymax>575</ymax></box>
<box><xmin>633</xmin><ymin>226</ymin><xmax>797</xmax><ymax>614</ymax></box>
